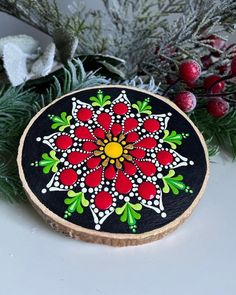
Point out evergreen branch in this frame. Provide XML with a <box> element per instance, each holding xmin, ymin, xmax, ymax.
<box><xmin>0</xmin><ymin>0</ymin><xmax>62</xmax><ymax>35</ymax></box>
<box><xmin>0</xmin><ymin>0</ymin><xmax>98</xmax><ymax>41</ymax></box>
<box><xmin>191</xmin><ymin>108</ymin><xmax>236</xmax><ymax>159</ymax></box>
<box><xmin>102</xmin><ymin>0</ymin><xmax>186</xmax><ymax>77</ymax></box>
<box><xmin>142</xmin><ymin>0</ymin><xmax>236</xmax><ymax>82</ymax></box>
<box><xmin>0</xmin><ymin>86</ymin><xmax>37</xmax><ymax>202</ymax></box>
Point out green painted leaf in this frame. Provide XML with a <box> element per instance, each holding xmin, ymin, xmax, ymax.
<box><xmin>162</xmin><ymin>170</ymin><xmax>192</xmax><ymax>195</ymax></box>
<box><xmin>132</xmin><ymin>98</ymin><xmax>152</xmax><ymax>114</ymax></box>
<box><xmin>130</xmin><ymin>203</ymin><xmax>142</xmax><ymax>211</ymax></box>
<box><xmin>49</xmin><ymin>112</ymin><xmax>72</xmax><ymax>131</ymax></box>
<box><xmin>115</xmin><ymin>203</ymin><xmax>126</xmax><ymax>215</ymax></box>
<box><xmin>64</xmin><ymin>191</ymin><xmax>89</xmax><ymax>218</ymax></box>
<box><xmin>163</xmin><ymin>130</ymin><xmax>189</xmax><ymax>149</ymax></box>
<box><xmin>89</xmin><ymin>90</ymin><xmax>111</xmax><ymax>107</ymax></box>
<box><xmin>81</xmin><ymin>193</ymin><xmax>89</xmax><ymax>207</ymax></box>
<box><xmin>129</xmin><ymin>206</ymin><xmax>141</xmax><ymax>220</ymax></box>
<box><xmin>115</xmin><ymin>202</ymin><xmax>142</xmax><ymax>233</ymax></box>
<box><xmin>37</xmin><ymin>150</ymin><xmax>59</xmax><ymax>174</ymax></box>
<box><xmin>120</xmin><ymin>207</ymin><xmax>128</xmax><ymax>223</ymax></box>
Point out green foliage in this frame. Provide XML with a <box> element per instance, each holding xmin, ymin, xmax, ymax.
<box><xmin>123</xmin><ymin>76</ymin><xmax>160</xmax><ymax>94</ymax></box>
<box><xmin>116</xmin><ymin>202</ymin><xmax>142</xmax><ymax>233</ymax></box>
<box><xmin>102</xmin><ymin>0</ymin><xmax>186</xmax><ymax>77</ymax></box>
<box><xmin>48</xmin><ymin>59</ymin><xmax>109</xmax><ymax>98</ymax></box>
<box><xmin>191</xmin><ymin>108</ymin><xmax>236</xmax><ymax>159</ymax></box>
<box><xmin>3</xmin><ymin>0</ymin><xmax>236</xmax><ymax>79</ymax></box>
<box><xmin>0</xmin><ymin>1</ymin><xmax>112</xmax><ymax>68</ymax></box>
<box><xmin>142</xmin><ymin>0</ymin><xmax>236</xmax><ymax>81</ymax></box>
<box><xmin>64</xmin><ymin>190</ymin><xmax>89</xmax><ymax>218</ymax></box>
<box><xmin>0</xmin><ymin>0</ymin><xmax>88</xmax><ymax>37</ymax></box>
<box><xmin>1</xmin><ymin>0</ymin><xmax>236</xmax><ymax>81</ymax></box>
<box><xmin>0</xmin><ymin>86</ymin><xmax>38</xmax><ymax>202</ymax></box>
<box><xmin>132</xmin><ymin>98</ymin><xmax>152</xmax><ymax>115</ymax></box>
<box><xmin>80</xmin><ymin>54</ymin><xmax>126</xmax><ymax>79</ymax></box>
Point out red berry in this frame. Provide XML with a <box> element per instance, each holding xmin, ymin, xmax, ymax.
<box><xmin>174</xmin><ymin>91</ymin><xmax>197</xmax><ymax>113</ymax></box>
<box><xmin>207</xmin><ymin>98</ymin><xmax>229</xmax><ymax>118</ymax></box>
<box><xmin>179</xmin><ymin>60</ymin><xmax>201</xmax><ymax>83</ymax></box>
<box><xmin>231</xmin><ymin>56</ymin><xmax>236</xmax><ymax>75</ymax></box>
<box><xmin>204</xmin><ymin>75</ymin><xmax>225</xmax><ymax>93</ymax></box>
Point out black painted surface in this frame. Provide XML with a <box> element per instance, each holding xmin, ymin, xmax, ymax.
<box><xmin>21</xmin><ymin>87</ymin><xmax>207</xmax><ymax>234</ymax></box>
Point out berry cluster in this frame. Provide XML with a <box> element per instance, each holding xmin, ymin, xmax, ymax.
<box><xmin>167</xmin><ymin>35</ymin><xmax>236</xmax><ymax>118</ymax></box>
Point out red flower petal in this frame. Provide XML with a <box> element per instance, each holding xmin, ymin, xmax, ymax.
<box><xmin>55</xmin><ymin>135</ymin><xmax>73</xmax><ymax>150</ymax></box>
<box><xmin>82</xmin><ymin>141</ymin><xmax>98</xmax><ymax>152</ymax></box>
<box><xmin>125</xmin><ymin>132</ymin><xmax>139</xmax><ymax>143</ymax></box>
<box><xmin>86</xmin><ymin>157</ymin><xmax>101</xmax><ymax>169</ymax></box>
<box><xmin>111</xmin><ymin>123</ymin><xmax>122</xmax><ymax>136</ymax></box>
<box><xmin>157</xmin><ymin>151</ymin><xmax>174</xmax><ymax>165</ymax></box>
<box><xmin>94</xmin><ymin>191</ymin><xmax>113</xmax><ymax>210</ymax></box>
<box><xmin>67</xmin><ymin>151</ymin><xmax>91</xmax><ymax>165</ymax></box>
<box><xmin>97</xmin><ymin>113</ymin><xmax>111</xmax><ymax>131</ymax></box>
<box><xmin>59</xmin><ymin>169</ymin><xmax>78</xmax><ymax>186</ymax></box>
<box><xmin>144</xmin><ymin>119</ymin><xmax>160</xmax><ymax>132</ymax></box>
<box><xmin>75</xmin><ymin>126</ymin><xmax>95</xmax><ymax>140</ymax></box>
<box><xmin>124</xmin><ymin>118</ymin><xmax>139</xmax><ymax>134</ymax></box>
<box><xmin>134</xmin><ymin>160</ymin><xmax>156</xmax><ymax>176</ymax></box>
<box><xmin>113</xmin><ymin>103</ymin><xmax>128</xmax><ymax>115</ymax></box>
<box><xmin>104</xmin><ymin>165</ymin><xmax>116</xmax><ymax>180</ymax></box>
<box><xmin>138</xmin><ymin>182</ymin><xmax>156</xmax><ymax>200</ymax></box>
<box><xmin>93</xmin><ymin>127</ymin><xmax>105</xmax><ymax>139</ymax></box>
<box><xmin>135</xmin><ymin>137</ymin><xmax>156</xmax><ymax>149</ymax></box>
<box><xmin>115</xmin><ymin>171</ymin><xmax>132</xmax><ymax>194</ymax></box>
<box><xmin>77</xmin><ymin>108</ymin><xmax>93</xmax><ymax>121</ymax></box>
<box><xmin>85</xmin><ymin>167</ymin><xmax>103</xmax><ymax>187</ymax></box>
<box><xmin>123</xmin><ymin>162</ymin><xmax>137</xmax><ymax>176</ymax></box>
<box><xmin>129</xmin><ymin>149</ymin><xmax>146</xmax><ymax>159</ymax></box>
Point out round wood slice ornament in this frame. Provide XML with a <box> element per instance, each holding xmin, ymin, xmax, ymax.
<box><xmin>18</xmin><ymin>86</ymin><xmax>209</xmax><ymax>247</ymax></box>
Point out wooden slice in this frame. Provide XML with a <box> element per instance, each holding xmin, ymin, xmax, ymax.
<box><xmin>17</xmin><ymin>86</ymin><xmax>209</xmax><ymax>247</ymax></box>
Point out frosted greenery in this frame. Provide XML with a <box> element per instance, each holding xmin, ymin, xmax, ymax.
<box><xmin>1</xmin><ymin>0</ymin><xmax>236</xmax><ymax>78</ymax></box>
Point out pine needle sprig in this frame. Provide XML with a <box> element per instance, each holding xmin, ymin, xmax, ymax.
<box><xmin>122</xmin><ymin>76</ymin><xmax>161</xmax><ymax>94</ymax></box>
<box><xmin>191</xmin><ymin>107</ymin><xmax>236</xmax><ymax>159</ymax></box>
<box><xmin>47</xmin><ymin>59</ymin><xmax>109</xmax><ymax>99</ymax></box>
<box><xmin>0</xmin><ymin>0</ymin><xmax>95</xmax><ymax>39</ymax></box>
<box><xmin>0</xmin><ymin>86</ymin><xmax>38</xmax><ymax>202</ymax></box>
<box><xmin>0</xmin><ymin>0</ymin><xmax>63</xmax><ymax>35</ymax></box>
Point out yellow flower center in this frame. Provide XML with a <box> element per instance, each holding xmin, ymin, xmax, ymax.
<box><xmin>104</xmin><ymin>142</ymin><xmax>123</xmax><ymax>158</ymax></box>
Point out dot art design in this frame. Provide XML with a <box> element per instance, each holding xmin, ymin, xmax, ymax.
<box><xmin>31</xmin><ymin>89</ymin><xmax>196</xmax><ymax>233</ymax></box>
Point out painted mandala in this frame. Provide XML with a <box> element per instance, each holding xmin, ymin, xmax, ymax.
<box><xmin>29</xmin><ymin>88</ymin><xmax>197</xmax><ymax>233</ymax></box>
